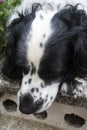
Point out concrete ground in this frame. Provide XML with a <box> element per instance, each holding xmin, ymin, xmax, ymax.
<box><xmin>0</xmin><ymin>114</ymin><xmax>59</xmax><ymax>130</ymax></box>
<box><xmin>0</xmin><ymin>93</ymin><xmax>87</xmax><ymax>130</ymax></box>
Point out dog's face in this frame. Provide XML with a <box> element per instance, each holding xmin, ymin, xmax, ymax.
<box><xmin>5</xmin><ymin>4</ymin><xmax>59</xmax><ymax>114</ymax></box>
<box><xmin>18</xmin><ymin>73</ymin><xmax>59</xmax><ymax>114</ymax></box>
<box><xmin>17</xmin><ymin>5</ymin><xmax>59</xmax><ymax>114</ymax></box>
<box><xmin>3</xmin><ymin>3</ymin><xmax>87</xmax><ymax>114</ymax></box>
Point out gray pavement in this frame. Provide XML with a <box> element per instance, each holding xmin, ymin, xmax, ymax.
<box><xmin>0</xmin><ymin>93</ymin><xmax>87</xmax><ymax>130</ymax></box>
<box><xmin>0</xmin><ymin>114</ymin><xmax>60</xmax><ymax>130</ymax></box>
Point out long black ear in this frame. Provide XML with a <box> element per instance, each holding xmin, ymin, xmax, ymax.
<box><xmin>2</xmin><ymin>20</ymin><xmax>23</xmax><ymax>80</ymax></box>
<box><xmin>39</xmin><ymin>5</ymin><xmax>87</xmax><ymax>83</ymax></box>
<box><xmin>57</xmin><ymin>5</ymin><xmax>87</xmax><ymax>79</ymax></box>
<box><xmin>2</xmin><ymin>10</ymin><xmax>35</xmax><ymax>80</ymax></box>
<box><xmin>2</xmin><ymin>13</ymin><xmax>28</xmax><ymax>80</ymax></box>
<box><xmin>69</xmin><ymin>9</ymin><xmax>87</xmax><ymax>78</ymax></box>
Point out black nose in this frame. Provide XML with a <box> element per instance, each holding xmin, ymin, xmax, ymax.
<box><xmin>19</xmin><ymin>94</ymin><xmax>37</xmax><ymax>114</ymax></box>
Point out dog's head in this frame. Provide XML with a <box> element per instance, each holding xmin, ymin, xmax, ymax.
<box><xmin>3</xmin><ymin>3</ymin><xmax>87</xmax><ymax>114</ymax></box>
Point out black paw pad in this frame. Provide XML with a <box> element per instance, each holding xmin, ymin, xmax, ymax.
<box><xmin>64</xmin><ymin>113</ymin><xmax>85</xmax><ymax>128</ymax></box>
<box><xmin>3</xmin><ymin>99</ymin><xmax>17</xmax><ymax>112</ymax></box>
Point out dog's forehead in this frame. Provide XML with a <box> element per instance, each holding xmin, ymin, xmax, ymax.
<box><xmin>26</xmin><ymin>9</ymin><xmax>57</xmax><ymax>69</ymax></box>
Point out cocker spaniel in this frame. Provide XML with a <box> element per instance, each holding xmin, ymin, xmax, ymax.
<box><xmin>3</xmin><ymin>0</ymin><xmax>87</xmax><ymax>118</ymax></box>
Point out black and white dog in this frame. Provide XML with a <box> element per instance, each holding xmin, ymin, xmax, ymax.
<box><xmin>3</xmin><ymin>0</ymin><xmax>87</xmax><ymax>117</ymax></box>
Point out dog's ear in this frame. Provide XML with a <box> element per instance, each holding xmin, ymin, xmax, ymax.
<box><xmin>69</xmin><ymin>8</ymin><xmax>87</xmax><ymax>78</ymax></box>
<box><xmin>39</xmin><ymin>5</ymin><xmax>87</xmax><ymax>83</ymax></box>
<box><xmin>2</xmin><ymin>11</ymin><xmax>35</xmax><ymax>80</ymax></box>
<box><xmin>2</xmin><ymin>18</ymin><xmax>23</xmax><ymax>80</ymax></box>
<box><xmin>57</xmin><ymin>5</ymin><xmax>87</xmax><ymax>79</ymax></box>
<box><xmin>72</xmin><ymin>30</ymin><xmax>87</xmax><ymax>77</ymax></box>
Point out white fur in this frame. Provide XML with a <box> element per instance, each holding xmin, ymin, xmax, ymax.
<box><xmin>61</xmin><ymin>83</ymin><xmax>68</xmax><ymax>93</ymax></box>
<box><xmin>8</xmin><ymin>0</ymin><xmax>87</xmax><ymax>26</ymax></box>
<box><xmin>27</xmin><ymin>7</ymin><xmax>57</xmax><ymax>69</ymax></box>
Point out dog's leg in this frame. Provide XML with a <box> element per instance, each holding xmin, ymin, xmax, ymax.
<box><xmin>72</xmin><ymin>78</ymin><xmax>87</xmax><ymax>98</ymax></box>
<box><xmin>61</xmin><ymin>79</ymin><xmax>87</xmax><ymax>98</ymax></box>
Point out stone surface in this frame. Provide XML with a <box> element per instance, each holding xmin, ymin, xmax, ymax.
<box><xmin>0</xmin><ymin>114</ymin><xmax>59</xmax><ymax>130</ymax></box>
<box><xmin>0</xmin><ymin>92</ymin><xmax>4</xmax><ymax>98</ymax></box>
<box><xmin>0</xmin><ymin>93</ymin><xmax>87</xmax><ymax>130</ymax></box>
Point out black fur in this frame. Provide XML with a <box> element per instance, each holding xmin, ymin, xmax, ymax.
<box><xmin>38</xmin><ymin>5</ymin><xmax>87</xmax><ymax>86</ymax></box>
<box><xmin>3</xmin><ymin>12</ymin><xmax>35</xmax><ymax>79</ymax></box>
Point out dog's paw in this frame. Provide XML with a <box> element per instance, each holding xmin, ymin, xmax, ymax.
<box><xmin>73</xmin><ymin>79</ymin><xmax>87</xmax><ymax>98</ymax></box>
<box><xmin>61</xmin><ymin>79</ymin><xmax>87</xmax><ymax>98</ymax></box>
<box><xmin>34</xmin><ymin>111</ymin><xmax>47</xmax><ymax>119</ymax></box>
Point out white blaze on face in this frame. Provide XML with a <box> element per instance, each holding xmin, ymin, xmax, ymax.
<box><xmin>26</xmin><ymin>7</ymin><xmax>57</xmax><ymax>69</ymax></box>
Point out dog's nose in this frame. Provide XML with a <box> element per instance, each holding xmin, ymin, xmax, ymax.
<box><xmin>19</xmin><ymin>93</ymin><xmax>37</xmax><ymax>114</ymax></box>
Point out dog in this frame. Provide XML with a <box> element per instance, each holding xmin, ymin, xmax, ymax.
<box><xmin>3</xmin><ymin>0</ymin><xmax>87</xmax><ymax>118</ymax></box>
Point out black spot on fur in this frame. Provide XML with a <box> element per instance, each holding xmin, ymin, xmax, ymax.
<box><xmin>39</xmin><ymin>97</ymin><xmax>42</xmax><ymax>100</ymax></box>
<box><xmin>64</xmin><ymin>113</ymin><xmax>85</xmax><ymax>127</ymax></box>
<box><xmin>31</xmin><ymin>62</ymin><xmax>36</xmax><ymax>75</ymax></box>
<box><xmin>40</xmin><ymin>93</ymin><xmax>42</xmax><ymax>96</ymax></box>
<box><xmin>41</xmin><ymin>83</ymin><xmax>45</xmax><ymax>88</ymax></box>
<box><xmin>50</xmin><ymin>97</ymin><xmax>53</xmax><ymax>100</ymax></box>
<box><xmin>36</xmin><ymin>88</ymin><xmax>39</xmax><ymax>93</ymax></box>
<box><xmin>31</xmin><ymin>88</ymin><xmax>35</xmax><ymax>93</ymax></box>
<box><xmin>40</xmin><ymin>15</ymin><xmax>43</xmax><ymax>19</ymax></box>
<box><xmin>45</xmin><ymin>103</ymin><xmax>49</xmax><ymax>108</ymax></box>
<box><xmin>45</xmin><ymin>98</ymin><xmax>47</xmax><ymax>103</ymax></box>
<box><xmin>39</xmin><ymin>97</ymin><xmax>43</xmax><ymax>102</ymax></box>
<box><xmin>43</xmin><ymin>34</ymin><xmax>46</xmax><ymax>38</ymax></box>
<box><xmin>28</xmin><ymin>78</ymin><xmax>32</xmax><ymax>84</ymax></box>
<box><xmin>40</xmin><ymin>43</ymin><xmax>43</xmax><ymax>48</ymax></box>
<box><xmin>46</xmin><ymin>95</ymin><xmax>48</xmax><ymax>98</ymax></box>
<box><xmin>25</xmin><ymin>81</ymin><xmax>27</xmax><ymax>84</ymax></box>
<box><xmin>34</xmin><ymin>96</ymin><xmax>37</xmax><ymax>98</ymax></box>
